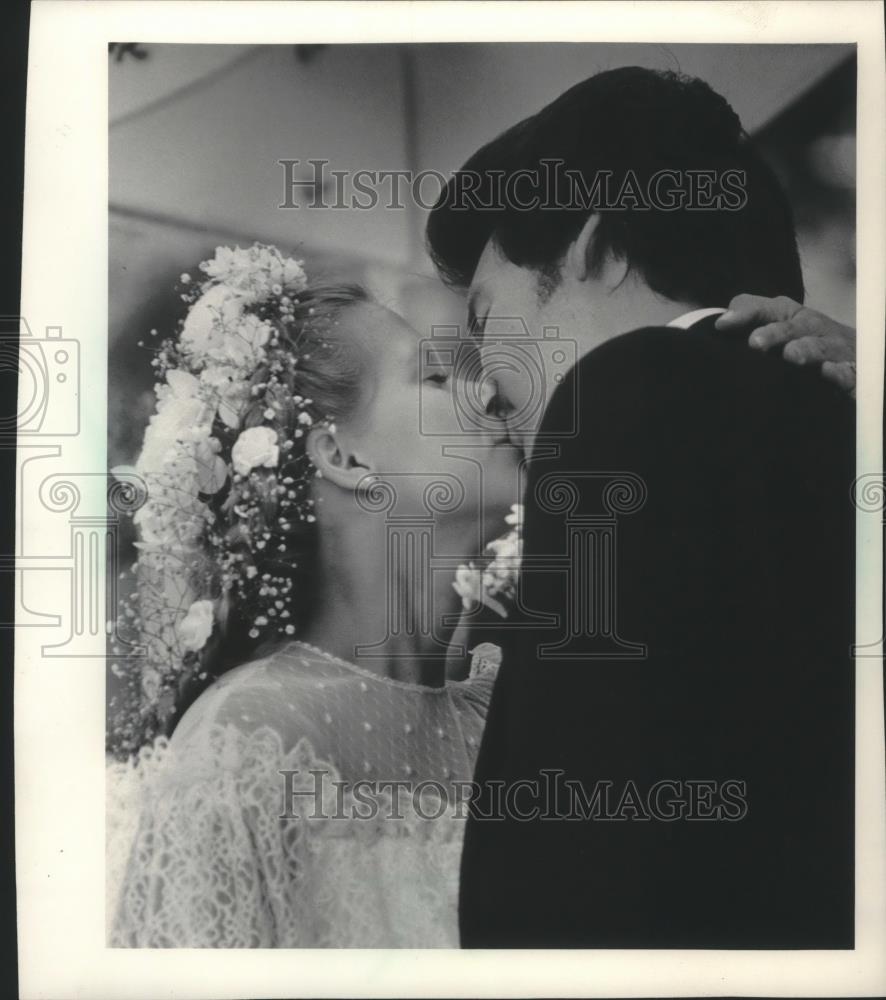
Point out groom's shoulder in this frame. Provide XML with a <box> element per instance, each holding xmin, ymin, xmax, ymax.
<box><xmin>540</xmin><ymin>315</ymin><xmax>853</xmax><ymax>461</ymax></box>
<box><xmin>574</xmin><ymin>319</ymin><xmax>753</xmax><ymax>384</ymax></box>
<box><xmin>547</xmin><ymin>320</ymin><xmax>728</xmax><ymax>431</ymax></box>
<box><xmin>563</xmin><ymin>316</ymin><xmax>850</xmax><ymax>414</ymax></box>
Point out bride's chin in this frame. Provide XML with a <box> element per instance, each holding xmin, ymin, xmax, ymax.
<box><xmin>481</xmin><ymin>457</ymin><xmax>522</xmax><ymax>518</ymax></box>
<box><xmin>434</xmin><ymin>497</ymin><xmax>516</xmax><ymax>543</ymax></box>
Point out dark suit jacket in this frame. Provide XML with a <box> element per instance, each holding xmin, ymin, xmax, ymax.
<box><xmin>459</xmin><ymin>314</ymin><xmax>855</xmax><ymax>948</ymax></box>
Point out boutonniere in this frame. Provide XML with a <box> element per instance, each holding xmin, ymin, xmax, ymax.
<box><xmin>452</xmin><ymin>503</ymin><xmax>523</xmax><ymax>618</ymax></box>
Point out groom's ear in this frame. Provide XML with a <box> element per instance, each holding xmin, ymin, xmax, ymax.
<box><xmin>306</xmin><ymin>425</ymin><xmax>371</xmax><ymax>491</ymax></box>
<box><xmin>567</xmin><ymin>213</ymin><xmax>630</xmax><ymax>290</ymax></box>
<box><xmin>566</xmin><ymin>213</ymin><xmax>601</xmax><ymax>282</ymax></box>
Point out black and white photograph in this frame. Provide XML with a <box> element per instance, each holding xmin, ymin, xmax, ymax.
<box><xmin>13</xmin><ymin>2</ymin><xmax>886</xmax><ymax>997</ymax></box>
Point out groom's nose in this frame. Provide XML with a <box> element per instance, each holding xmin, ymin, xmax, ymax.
<box><xmin>478</xmin><ymin>380</ymin><xmax>518</xmax><ymax>448</ymax></box>
<box><xmin>476</xmin><ymin>371</ymin><xmax>497</xmax><ymax>414</ymax></box>
<box><xmin>478</xmin><ymin>368</ymin><xmax>536</xmax><ymax>457</ymax></box>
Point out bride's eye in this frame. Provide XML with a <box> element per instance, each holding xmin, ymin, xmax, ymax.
<box><xmin>424</xmin><ymin>371</ymin><xmax>450</xmax><ymax>387</ymax></box>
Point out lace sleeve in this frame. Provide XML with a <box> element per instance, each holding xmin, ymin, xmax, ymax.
<box><xmin>109</xmin><ymin>725</ymin><xmax>340</xmax><ymax>948</ymax></box>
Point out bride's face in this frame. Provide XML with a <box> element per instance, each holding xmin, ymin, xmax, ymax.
<box><xmin>338</xmin><ymin>302</ymin><xmax>522</xmax><ymax>533</ymax></box>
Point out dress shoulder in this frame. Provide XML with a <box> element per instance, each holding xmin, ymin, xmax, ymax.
<box><xmin>169</xmin><ymin>647</ymin><xmax>333</xmax><ymax>761</ymax></box>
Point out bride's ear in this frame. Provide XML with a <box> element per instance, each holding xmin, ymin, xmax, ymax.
<box><xmin>306</xmin><ymin>424</ymin><xmax>371</xmax><ymax>491</ymax></box>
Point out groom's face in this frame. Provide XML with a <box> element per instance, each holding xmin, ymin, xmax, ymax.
<box><xmin>467</xmin><ymin>240</ymin><xmax>580</xmax><ymax>456</ymax></box>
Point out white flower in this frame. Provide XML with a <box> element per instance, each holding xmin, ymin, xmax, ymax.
<box><xmin>194</xmin><ymin>436</ymin><xmax>228</xmax><ymax>494</ymax></box>
<box><xmin>505</xmin><ymin>503</ymin><xmax>523</xmax><ymax>529</ymax></box>
<box><xmin>453</xmin><ymin>563</ymin><xmax>483</xmax><ymax>610</ymax></box>
<box><xmin>231</xmin><ymin>426</ymin><xmax>279</xmax><ymax>476</ymax></box>
<box><xmin>223</xmin><ymin>313</ymin><xmax>271</xmax><ymax>368</ymax></box>
<box><xmin>451</xmin><ymin>505</ymin><xmax>523</xmax><ymax>619</ymax></box>
<box><xmin>180</xmin><ymin>284</ymin><xmax>250</xmax><ymax>363</ymax></box>
<box><xmin>179</xmin><ymin>281</ymin><xmax>274</xmax><ymax>372</ymax></box>
<box><xmin>480</xmin><ymin>506</ymin><xmax>523</xmax><ymax>604</ymax></box>
<box><xmin>487</xmin><ymin>531</ymin><xmax>520</xmax><ymax>561</ymax></box>
<box><xmin>200</xmin><ymin>365</ymin><xmax>249</xmax><ymax>428</ymax></box>
<box><xmin>280</xmin><ymin>254</ymin><xmax>308</xmax><ymax>290</ymax></box>
<box><xmin>200</xmin><ymin>247</ymin><xmax>265</xmax><ymax>294</ymax></box>
<box><xmin>165</xmin><ymin>368</ymin><xmax>200</xmax><ymax>399</ymax></box>
<box><xmin>177</xmin><ymin>599</ymin><xmax>214</xmax><ymax>652</ymax></box>
<box><xmin>136</xmin><ymin>376</ymin><xmax>214</xmax><ymax>477</ymax></box>
<box><xmin>130</xmin><ymin>369</ymin><xmax>221</xmax><ymax>547</ymax></box>
<box><xmin>199</xmin><ymin>244</ymin><xmax>307</xmax><ymax>297</ymax></box>
<box><xmin>200</xmin><ymin>246</ymin><xmax>239</xmax><ymax>281</ymax></box>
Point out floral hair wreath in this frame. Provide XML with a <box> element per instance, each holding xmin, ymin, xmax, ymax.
<box><xmin>110</xmin><ymin>244</ymin><xmax>333</xmax><ymax>752</ymax></box>
<box><xmin>109</xmin><ymin>242</ymin><xmax>522</xmax><ymax>756</ymax></box>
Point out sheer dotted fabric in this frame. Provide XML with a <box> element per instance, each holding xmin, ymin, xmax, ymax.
<box><xmin>108</xmin><ymin>642</ymin><xmax>497</xmax><ymax>947</ymax></box>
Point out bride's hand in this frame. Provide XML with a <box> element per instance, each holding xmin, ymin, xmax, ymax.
<box><xmin>445</xmin><ymin>600</ymin><xmax>507</xmax><ymax>681</ymax></box>
<box><xmin>716</xmin><ymin>294</ymin><xmax>856</xmax><ymax>397</ymax></box>
<box><xmin>445</xmin><ymin>610</ymin><xmax>476</xmax><ymax>680</ymax></box>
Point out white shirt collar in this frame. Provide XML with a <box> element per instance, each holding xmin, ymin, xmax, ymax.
<box><xmin>666</xmin><ymin>307</ymin><xmax>727</xmax><ymax>330</ymax></box>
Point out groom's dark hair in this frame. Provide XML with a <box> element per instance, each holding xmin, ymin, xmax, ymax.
<box><xmin>426</xmin><ymin>67</ymin><xmax>804</xmax><ymax>305</ymax></box>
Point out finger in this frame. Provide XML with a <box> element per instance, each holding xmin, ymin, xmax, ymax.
<box><xmin>821</xmin><ymin>360</ymin><xmax>857</xmax><ymax>394</ymax></box>
<box><xmin>747</xmin><ymin>317</ymin><xmax>855</xmax><ymax>361</ymax></box>
<box><xmin>808</xmin><ymin>329</ymin><xmax>855</xmax><ymax>364</ymax></box>
<box><xmin>715</xmin><ymin>294</ymin><xmax>801</xmax><ymax>330</ymax></box>
<box><xmin>783</xmin><ymin>336</ymin><xmax>829</xmax><ymax>366</ymax></box>
<box><xmin>745</xmin><ymin>321</ymin><xmax>797</xmax><ymax>350</ymax></box>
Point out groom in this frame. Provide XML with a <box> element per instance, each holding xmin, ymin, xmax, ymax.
<box><xmin>427</xmin><ymin>67</ymin><xmax>855</xmax><ymax>948</ymax></box>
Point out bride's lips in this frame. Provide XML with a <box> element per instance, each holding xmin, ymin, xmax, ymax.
<box><xmin>497</xmin><ymin>425</ymin><xmax>525</xmax><ymax>454</ymax></box>
<box><xmin>491</xmin><ymin>434</ymin><xmax>525</xmax><ymax>461</ymax></box>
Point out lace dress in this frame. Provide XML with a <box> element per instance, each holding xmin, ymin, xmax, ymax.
<box><xmin>107</xmin><ymin>641</ymin><xmax>499</xmax><ymax>948</ymax></box>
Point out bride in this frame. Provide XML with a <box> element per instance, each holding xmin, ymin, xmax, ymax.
<box><xmin>107</xmin><ymin>244</ymin><xmax>523</xmax><ymax>948</ymax></box>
